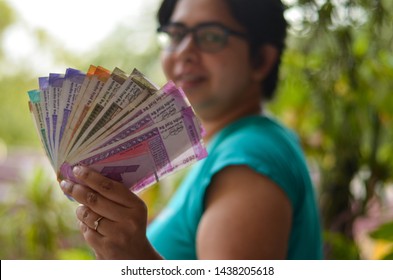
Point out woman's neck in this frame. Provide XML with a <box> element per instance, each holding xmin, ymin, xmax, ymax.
<box><xmin>201</xmin><ymin>100</ymin><xmax>262</xmax><ymax>143</ymax></box>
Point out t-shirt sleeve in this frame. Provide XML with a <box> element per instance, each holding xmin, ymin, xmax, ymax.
<box><xmin>199</xmin><ymin>130</ymin><xmax>304</xmax><ymax>210</ymax></box>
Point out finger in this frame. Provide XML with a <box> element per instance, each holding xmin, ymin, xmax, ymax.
<box><xmin>76</xmin><ymin>205</ymin><xmax>115</xmax><ymax>236</ymax></box>
<box><xmin>72</xmin><ymin>166</ymin><xmax>142</xmax><ymax>207</ymax></box>
<box><xmin>79</xmin><ymin>221</ymin><xmax>105</xmax><ymax>254</ymax></box>
<box><xmin>61</xmin><ymin>180</ymin><xmax>131</xmax><ymax>222</ymax></box>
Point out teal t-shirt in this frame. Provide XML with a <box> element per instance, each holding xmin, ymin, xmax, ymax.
<box><xmin>147</xmin><ymin>115</ymin><xmax>323</xmax><ymax>259</ymax></box>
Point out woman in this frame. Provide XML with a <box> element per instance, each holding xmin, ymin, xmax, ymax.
<box><xmin>60</xmin><ymin>0</ymin><xmax>323</xmax><ymax>259</ymax></box>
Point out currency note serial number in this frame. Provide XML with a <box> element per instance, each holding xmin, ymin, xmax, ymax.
<box><xmin>214</xmin><ymin>266</ymin><xmax>274</xmax><ymax>276</ymax></box>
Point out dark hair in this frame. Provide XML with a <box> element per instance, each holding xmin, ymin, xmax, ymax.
<box><xmin>157</xmin><ymin>0</ymin><xmax>287</xmax><ymax>100</ymax></box>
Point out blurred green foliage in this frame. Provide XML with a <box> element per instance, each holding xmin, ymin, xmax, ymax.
<box><xmin>268</xmin><ymin>0</ymin><xmax>393</xmax><ymax>259</ymax></box>
<box><xmin>0</xmin><ymin>0</ymin><xmax>392</xmax><ymax>259</ymax></box>
<box><xmin>323</xmin><ymin>231</ymin><xmax>360</xmax><ymax>260</ymax></box>
<box><xmin>369</xmin><ymin>221</ymin><xmax>393</xmax><ymax>259</ymax></box>
<box><xmin>0</xmin><ymin>0</ymin><xmax>14</xmax><ymax>45</ymax></box>
<box><xmin>0</xmin><ymin>167</ymin><xmax>93</xmax><ymax>259</ymax></box>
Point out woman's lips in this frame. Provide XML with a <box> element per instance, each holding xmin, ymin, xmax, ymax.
<box><xmin>175</xmin><ymin>74</ymin><xmax>207</xmax><ymax>90</ymax></box>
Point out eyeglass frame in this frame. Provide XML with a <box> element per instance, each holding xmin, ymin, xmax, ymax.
<box><xmin>157</xmin><ymin>21</ymin><xmax>249</xmax><ymax>53</ymax></box>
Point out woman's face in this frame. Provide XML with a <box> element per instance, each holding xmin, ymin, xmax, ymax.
<box><xmin>161</xmin><ymin>0</ymin><xmax>262</xmax><ymax>120</ymax></box>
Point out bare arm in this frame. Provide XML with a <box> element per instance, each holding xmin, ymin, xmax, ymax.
<box><xmin>197</xmin><ymin>165</ymin><xmax>292</xmax><ymax>259</ymax></box>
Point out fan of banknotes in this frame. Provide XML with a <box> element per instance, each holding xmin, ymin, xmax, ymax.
<box><xmin>27</xmin><ymin>65</ymin><xmax>207</xmax><ymax>193</ymax></box>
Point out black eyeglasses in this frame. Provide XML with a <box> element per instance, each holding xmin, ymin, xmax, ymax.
<box><xmin>157</xmin><ymin>22</ymin><xmax>248</xmax><ymax>53</ymax></box>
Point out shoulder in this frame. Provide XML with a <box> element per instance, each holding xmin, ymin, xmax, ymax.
<box><xmin>206</xmin><ymin>115</ymin><xmax>305</xmax><ymax>182</ymax></box>
<box><xmin>201</xmin><ymin>115</ymin><xmax>310</xmax><ymax>211</ymax></box>
<box><xmin>210</xmin><ymin>115</ymin><xmax>300</xmax><ymax>161</ymax></box>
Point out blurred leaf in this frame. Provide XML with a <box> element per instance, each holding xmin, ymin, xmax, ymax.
<box><xmin>0</xmin><ymin>0</ymin><xmax>15</xmax><ymax>36</ymax></box>
<box><xmin>369</xmin><ymin>221</ymin><xmax>393</xmax><ymax>242</ymax></box>
<box><xmin>57</xmin><ymin>248</ymin><xmax>94</xmax><ymax>260</ymax></box>
<box><xmin>323</xmin><ymin>231</ymin><xmax>360</xmax><ymax>260</ymax></box>
<box><xmin>381</xmin><ymin>251</ymin><xmax>393</xmax><ymax>260</ymax></box>
<box><xmin>0</xmin><ymin>167</ymin><xmax>90</xmax><ymax>259</ymax></box>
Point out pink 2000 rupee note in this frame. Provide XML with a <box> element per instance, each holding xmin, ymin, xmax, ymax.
<box><xmin>59</xmin><ymin>107</ymin><xmax>207</xmax><ymax>193</ymax></box>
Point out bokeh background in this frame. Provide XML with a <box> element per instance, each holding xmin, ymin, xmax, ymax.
<box><xmin>0</xmin><ymin>0</ymin><xmax>392</xmax><ymax>260</ymax></box>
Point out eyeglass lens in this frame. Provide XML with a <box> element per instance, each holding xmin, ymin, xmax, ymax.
<box><xmin>158</xmin><ymin>23</ymin><xmax>246</xmax><ymax>53</ymax></box>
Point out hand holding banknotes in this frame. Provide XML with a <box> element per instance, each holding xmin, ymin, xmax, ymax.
<box><xmin>61</xmin><ymin>166</ymin><xmax>161</xmax><ymax>259</ymax></box>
